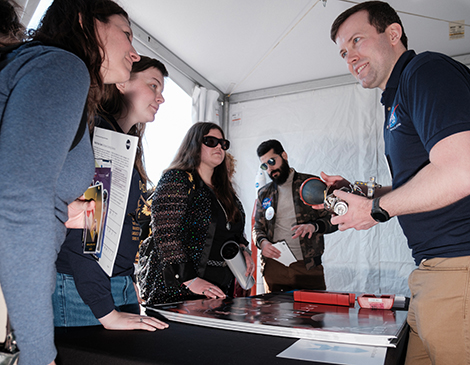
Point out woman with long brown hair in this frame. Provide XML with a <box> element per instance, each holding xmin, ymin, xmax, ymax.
<box><xmin>53</xmin><ymin>56</ymin><xmax>169</xmax><ymax>331</ymax></box>
<box><xmin>0</xmin><ymin>0</ymin><xmax>25</xmax><ymax>45</ymax></box>
<box><xmin>0</xmin><ymin>0</ymin><xmax>140</xmax><ymax>363</ymax></box>
<box><xmin>139</xmin><ymin>122</ymin><xmax>254</xmax><ymax>305</ymax></box>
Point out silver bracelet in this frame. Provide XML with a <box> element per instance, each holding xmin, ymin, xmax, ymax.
<box><xmin>313</xmin><ymin>222</ymin><xmax>319</xmax><ymax>232</ymax></box>
<box><xmin>241</xmin><ymin>245</ymin><xmax>252</xmax><ymax>255</ymax></box>
<box><xmin>185</xmin><ymin>277</ymin><xmax>197</xmax><ymax>289</ymax></box>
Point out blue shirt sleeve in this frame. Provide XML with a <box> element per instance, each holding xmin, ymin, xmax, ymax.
<box><xmin>0</xmin><ymin>45</ymin><xmax>91</xmax><ymax>365</ymax></box>
<box><xmin>403</xmin><ymin>54</ymin><xmax>470</xmax><ymax>152</ymax></box>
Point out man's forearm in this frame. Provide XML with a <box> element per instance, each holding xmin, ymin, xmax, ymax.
<box><xmin>381</xmin><ymin>162</ymin><xmax>470</xmax><ymax>217</ymax></box>
<box><xmin>380</xmin><ymin>131</ymin><xmax>470</xmax><ymax>217</ymax></box>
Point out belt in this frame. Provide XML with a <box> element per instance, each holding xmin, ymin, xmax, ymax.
<box><xmin>207</xmin><ymin>259</ymin><xmax>227</xmax><ymax>267</ymax></box>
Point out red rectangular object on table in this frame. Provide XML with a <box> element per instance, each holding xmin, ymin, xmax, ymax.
<box><xmin>294</xmin><ymin>290</ymin><xmax>356</xmax><ymax>307</ymax></box>
<box><xmin>357</xmin><ymin>294</ymin><xmax>395</xmax><ymax>309</ymax></box>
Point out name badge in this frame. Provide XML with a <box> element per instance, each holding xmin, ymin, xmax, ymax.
<box><xmin>265</xmin><ymin>206</ymin><xmax>275</xmax><ymax>221</ymax></box>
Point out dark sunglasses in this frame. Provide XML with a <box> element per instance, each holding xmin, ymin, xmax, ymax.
<box><xmin>203</xmin><ymin>136</ymin><xmax>230</xmax><ymax>150</ymax></box>
<box><xmin>260</xmin><ymin>156</ymin><xmax>278</xmax><ymax>171</ymax></box>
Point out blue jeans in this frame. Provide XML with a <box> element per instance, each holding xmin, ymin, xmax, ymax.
<box><xmin>52</xmin><ymin>273</ymin><xmax>139</xmax><ymax>327</ymax></box>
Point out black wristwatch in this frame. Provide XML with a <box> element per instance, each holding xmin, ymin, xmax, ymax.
<box><xmin>371</xmin><ymin>197</ymin><xmax>390</xmax><ymax>222</ymax></box>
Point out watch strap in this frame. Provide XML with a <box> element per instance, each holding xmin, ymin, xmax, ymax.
<box><xmin>371</xmin><ymin>197</ymin><xmax>390</xmax><ymax>222</ymax></box>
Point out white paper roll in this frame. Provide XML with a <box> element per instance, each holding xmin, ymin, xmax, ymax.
<box><xmin>220</xmin><ymin>241</ymin><xmax>255</xmax><ymax>290</ymax></box>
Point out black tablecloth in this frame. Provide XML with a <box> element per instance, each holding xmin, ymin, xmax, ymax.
<box><xmin>55</xmin><ymin>312</ymin><xmax>408</xmax><ymax>365</ymax></box>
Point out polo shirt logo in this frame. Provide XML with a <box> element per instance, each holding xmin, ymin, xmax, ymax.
<box><xmin>388</xmin><ymin>104</ymin><xmax>401</xmax><ymax>131</ymax></box>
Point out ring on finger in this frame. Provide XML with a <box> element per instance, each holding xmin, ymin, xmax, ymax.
<box><xmin>140</xmin><ymin>317</ymin><xmax>143</xmax><ymax>323</ymax></box>
<box><xmin>208</xmin><ymin>288</ymin><xmax>212</xmax><ymax>292</ymax></box>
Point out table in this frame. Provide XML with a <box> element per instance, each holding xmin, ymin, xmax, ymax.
<box><xmin>55</xmin><ymin>313</ymin><xmax>408</xmax><ymax>365</ymax></box>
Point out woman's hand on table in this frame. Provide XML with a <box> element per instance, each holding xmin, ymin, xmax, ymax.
<box><xmin>99</xmin><ymin>310</ymin><xmax>168</xmax><ymax>331</ymax></box>
<box><xmin>184</xmin><ymin>277</ymin><xmax>226</xmax><ymax>299</ymax></box>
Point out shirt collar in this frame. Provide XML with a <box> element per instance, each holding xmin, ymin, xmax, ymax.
<box><xmin>380</xmin><ymin>50</ymin><xmax>416</xmax><ymax>107</ymax></box>
<box><xmin>96</xmin><ymin>113</ymin><xmax>125</xmax><ymax>134</ymax></box>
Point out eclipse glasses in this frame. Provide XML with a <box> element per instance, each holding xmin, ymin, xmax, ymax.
<box><xmin>203</xmin><ymin>136</ymin><xmax>230</xmax><ymax>150</ymax></box>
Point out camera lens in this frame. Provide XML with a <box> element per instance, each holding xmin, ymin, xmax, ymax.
<box><xmin>334</xmin><ymin>201</ymin><xmax>348</xmax><ymax>215</ymax></box>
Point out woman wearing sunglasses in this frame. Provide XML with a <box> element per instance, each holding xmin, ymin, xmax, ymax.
<box><xmin>138</xmin><ymin>122</ymin><xmax>254</xmax><ymax>305</ymax></box>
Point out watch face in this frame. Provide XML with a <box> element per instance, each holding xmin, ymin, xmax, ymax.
<box><xmin>372</xmin><ymin>211</ymin><xmax>388</xmax><ymax>223</ymax></box>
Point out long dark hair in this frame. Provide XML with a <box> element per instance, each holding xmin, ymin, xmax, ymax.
<box><xmin>0</xmin><ymin>0</ymin><xmax>25</xmax><ymax>45</ymax></box>
<box><xmin>100</xmin><ymin>56</ymin><xmax>169</xmax><ymax>186</ymax></box>
<box><xmin>31</xmin><ymin>0</ymin><xmax>131</xmax><ymax>123</ymax></box>
<box><xmin>168</xmin><ymin>122</ymin><xmax>241</xmax><ymax>222</ymax></box>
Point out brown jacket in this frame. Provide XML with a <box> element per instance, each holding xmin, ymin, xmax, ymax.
<box><xmin>252</xmin><ymin>170</ymin><xmax>337</xmax><ymax>270</ymax></box>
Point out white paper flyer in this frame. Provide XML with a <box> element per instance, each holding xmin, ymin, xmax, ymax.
<box><xmin>277</xmin><ymin>339</ymin><xmax>387</xmax><ymax>365</ymax></box>
<box><xmin>272</xmin><ymin>240</ymin><xmax>297</xmax><ymax>267</ymax></box>
<box><xmin>92</xmin><ymin>127</ymin><xmax>137</xmax><ymax>276</ymax></box>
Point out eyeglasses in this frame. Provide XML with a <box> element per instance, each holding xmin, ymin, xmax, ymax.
<box><xmin>260</xmin><ymin>156</ymin><xmax>278</xmax><ymax>171</ymax></box>
<box><xmin>203</xmin><ymin>136</ymin><xmax>230</xmax><ymax>150</ymax></box>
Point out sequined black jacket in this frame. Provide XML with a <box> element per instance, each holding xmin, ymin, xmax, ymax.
<box><xmin>138</xmin><ymin>169</ymin><xmax>247</xmax><ymax>305</ymax></box>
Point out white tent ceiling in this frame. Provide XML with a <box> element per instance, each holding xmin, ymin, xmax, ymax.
<box><xmin>20</xmin><ymin>0</ymin><xmax>470</xmax><ymax>101</ymax></box>
<box><xmin>122</xmin><ymin>0</ymin><xmax>470</xmax><ymax>101</ymax></box>
<box><xmin>17</xmin><ymin>0</ymin><xmax>470</xmax><ymax>295</ymax></box>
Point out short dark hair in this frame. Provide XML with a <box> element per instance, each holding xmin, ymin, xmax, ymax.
<box><xmin>330</xmin><ymin>1</ymin><xmax>408</xmax><ymax>49</ymax></box>
<box><xmin>257</xmin><ymin>139</ymin><xmax>285</xmax><ymax>158</ymax></box>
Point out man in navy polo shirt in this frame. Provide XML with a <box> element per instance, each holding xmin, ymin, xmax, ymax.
<box><xmin>321</xmin><ymin>1</ymin><xmax>470</xmax><ymax>364</ymax></box>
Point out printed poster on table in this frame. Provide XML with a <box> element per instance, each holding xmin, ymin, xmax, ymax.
<box><xmin>92</xmin><ymin>127</ymin><xmax>137</xmax><ymax>276</ymax></box>
<box><xmin>147</xmin><ymin>292</ymin><xmax>408</xmax><ymax>348</ymax></box>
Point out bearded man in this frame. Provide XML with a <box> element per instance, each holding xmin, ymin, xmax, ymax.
<box><xmin>253</xmin><ymin>139</ymin><xmax>337</xmax><ymax>292</ymax></box>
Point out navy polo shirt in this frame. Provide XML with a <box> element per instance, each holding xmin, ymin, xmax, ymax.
<box><xmin>381</xmin><ymin>50</ymin><xmax>470</xmax><ymax>264</ymax></box>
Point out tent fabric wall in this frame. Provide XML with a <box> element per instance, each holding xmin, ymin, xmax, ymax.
<box><xmin>228</xmin><ymin>83</ymin><xmax>416</xmax><ymax>296</ymax></box>
<box><xmin>191</xmin><ymin>86</ymin><xmax>222</xmax><ymax>124</ymax></box>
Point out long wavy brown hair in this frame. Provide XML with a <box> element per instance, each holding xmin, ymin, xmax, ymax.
<box><xmin>99</xmin><ymin>56</ymin><xmax>168</xmax><ymax>186</ymax></box>
<box><xmin>167</xmin><ymin>122</ymin><xmax>241</xmax><ymax>222</ymax></box>
<box><xmin>0</xmin><ymin>0</ymin><xmax>25</xmax><ymax>45</ymax></box>
<box><xmin>31</xmin><ymin>0</ymin><xmax>131</xmax><ymax>125</ymax></box>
